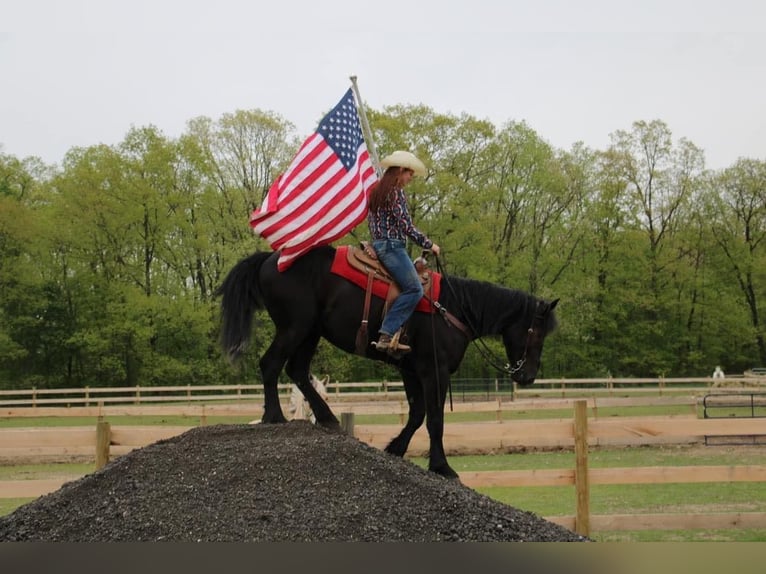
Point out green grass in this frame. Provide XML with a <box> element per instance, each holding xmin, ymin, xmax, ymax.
<box><xmin>594</xmin><ymin>528</ymin><xmax>766</xmax><ymax>542</ymax></box>
<box><xmin>476</xmin><ymin>481</ymin><xmax>766</xmax><ymax>517</ymax></box>
<box><xmin>0</xmin><ymin>462</ymin><xmax>94</xmax><ymax>480</ymax></box>
<box><xmin>0</xmin><ymin>498</ymin><xmax>33</xmax><ymax>516</ymax></box>
<box><xmin>440</xmin><ymin>444</ymin><xmax>766</xmax><ymax>470</ymax></box>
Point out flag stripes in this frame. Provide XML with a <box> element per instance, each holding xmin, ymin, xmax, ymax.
<box><xmin>249</xmin><ymin>88</ymin><xmax>377</xmax><ymax>271</ymax></box>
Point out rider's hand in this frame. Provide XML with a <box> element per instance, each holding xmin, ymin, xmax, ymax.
<box><xmin>430</xmin><ymin>243</ymin><xmax>441</xmax><ymax>257</ymax></box>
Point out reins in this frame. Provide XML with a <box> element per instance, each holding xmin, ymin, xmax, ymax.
<box><xmin>432</xmin><ymin>254</ymin><xmax>533</xmax><ymax>378</ymax></box>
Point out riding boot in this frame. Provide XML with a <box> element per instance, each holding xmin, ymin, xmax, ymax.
<box><xmin>371</xmin><ymin>333</ymin><xmax>393</xmax><ymax>351</ymax></box>
<box><xmin>371</xmin><ymin>331</ymin><xmax>411</xmax><ymax>354</ymax></box>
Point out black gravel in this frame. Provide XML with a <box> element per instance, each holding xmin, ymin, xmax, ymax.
<box><xmin>0</xmin><ymin>422</ymin><xmax>589</xmax><ymax>542</ymax></box>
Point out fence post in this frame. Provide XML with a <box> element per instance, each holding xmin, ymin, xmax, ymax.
<box><xmin>573</xmin><ymin>399</ymin><xmax>590</xmax><ymax>538</ymax></box>
<box><xmin>95</xmin><ymin>420</ymin><xmax>111</xmax><ymax>470</ymax></box>
<box><xmin>340</xmin><ymin>412</ymin><xmax>355</xmax><ymax>436</ymax></box>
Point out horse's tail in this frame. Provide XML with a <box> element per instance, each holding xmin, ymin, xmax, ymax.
<box><xmin>214</xmin><ymin>251</ymin><xmax>273</xmax><ymax>363</ymax></box>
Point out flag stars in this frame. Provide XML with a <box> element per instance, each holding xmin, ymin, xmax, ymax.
<box><xmin>318</xmin><ymin>94</ymin><xmax>364</xmax><ymax>170</ymax></box>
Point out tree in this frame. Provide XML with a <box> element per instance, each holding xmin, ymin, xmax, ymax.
<box><xmin>603</xmin><ymin>120</ymin><xmax>705</xmax><ymax>375</ymax></box>
<box><xmin>0</xmin><ymin>154</ymin><xmax>53</xmax><ymax>387</ymax></box>
<box><xmin>704</xmin><ymin>159</ymin><xmax>766</xmax><ymax>365</ymax></box>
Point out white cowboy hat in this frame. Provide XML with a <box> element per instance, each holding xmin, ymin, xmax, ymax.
<box><xmin>379</xmin><ymin>150</ymin><xmax>427</xmax><ymax>177</ymax></box>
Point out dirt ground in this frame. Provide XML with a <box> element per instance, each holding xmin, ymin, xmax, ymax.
<box><xmin>0</xmin><ymin>421</ymin><xmax>588</xmax><ymax>542</ymax></box>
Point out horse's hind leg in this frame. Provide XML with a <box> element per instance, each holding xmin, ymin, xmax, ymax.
<box><xmin>385</xmin><ymin>365</ymin><xmax>425</xmax><ymax>457</ymax></box>
<box><xmin>284</xmin><ymin>331</ymin><xmax>340</xmax><ymax>430</ymax></box>
<box><xmin>258</xmin><ymin>337</ymin><xmax>294</xmax><ymax>424</ymax></box>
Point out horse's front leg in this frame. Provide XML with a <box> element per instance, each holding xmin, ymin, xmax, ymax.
<box><xmin>385</xmin><ymin>366</ymin><xmax>425</xmax><ymax>457</ymax></box>
<box><xmin>423</xmin><ymin>367</ymin><xmax>458</xmax><ymax>479</ymax></box>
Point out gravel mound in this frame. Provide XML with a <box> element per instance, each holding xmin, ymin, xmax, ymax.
<box><xmin>0</xmin><ymin>422</ymin><xmax>588</xmax><ymax>542</ymax></box>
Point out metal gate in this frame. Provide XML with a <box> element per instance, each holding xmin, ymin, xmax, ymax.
<box><xmin>702</xmin><ymin>392</ymin><xmax>766</xmax><ymax>445</ymax></box>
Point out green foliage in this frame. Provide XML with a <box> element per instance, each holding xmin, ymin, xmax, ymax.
<box><xmin>1</xmin><ymin>109</ymin><xmax>766</xmax><ymax>390</ymax></box>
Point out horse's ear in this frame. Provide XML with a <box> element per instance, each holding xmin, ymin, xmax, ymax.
<box><xmin>549</xmin><ymin>298</ymin><xmax>560</xmax><ymax>311</ymax></box>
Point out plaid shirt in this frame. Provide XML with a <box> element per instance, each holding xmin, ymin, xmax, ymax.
<box><xmin>367</xmin><ymin>187</ymin><xmax>433</xmax><ymax>249</ymax></box>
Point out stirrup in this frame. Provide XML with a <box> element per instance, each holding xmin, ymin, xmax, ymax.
<box><xmin>371</xmin><ymin>331</ymin><xmax>411</xmax><ymax>355</ymax></box>
<box><xmin>388</xmin><ymin>330</ymin><xmax>411</xmax><ymax>353</ymax></box>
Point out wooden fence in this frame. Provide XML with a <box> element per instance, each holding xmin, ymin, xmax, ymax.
<box><xmin>1</xmin><ymin>399</ymin><xmax>765</xmax><ymax>537</ymax></box>
<box><xmin>0</xmin><ymin>394</ymin><xmax>702</xmax><ymax>422</ymax></box>
<box><xmin>2</xmin><ymin>375</ymin><xmax>764</xmax><ymax>410</ymax></box>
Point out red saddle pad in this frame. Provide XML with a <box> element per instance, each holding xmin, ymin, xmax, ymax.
<box><xmin>330</xmin><ymin>246</ymin><xmax>440</xmax><ymax>314</ymax></box>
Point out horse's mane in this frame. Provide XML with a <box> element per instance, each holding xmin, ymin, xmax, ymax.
<box><xmin>439</xmin><ymin>274</ymin><xmax>557</xmax><ymax>336</ymax></box>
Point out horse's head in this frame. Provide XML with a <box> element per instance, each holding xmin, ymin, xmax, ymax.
<box><xmin>502</xmin><ymin>298</ymin><xmax>559</xmax><ymax>386</ymax></box>
<box><xmin>310</xmin><ymin>373</ymin><xmax>330</xmax><ymax>400</ymax></box>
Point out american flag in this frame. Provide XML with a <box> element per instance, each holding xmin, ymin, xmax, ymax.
<box><xmin>250</xmin><ymin>88</ymin><xmax>377</xmax><ymax>271</ymax></box>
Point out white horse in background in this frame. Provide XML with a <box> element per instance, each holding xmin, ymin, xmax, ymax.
<box><xmin>713</xmin><ymin>366</ymin><xmax>725</xmax><ymax>379</ymax></box>
<box><xmin>289</xmin><ymin>374</ymin><xmax>330</xmax><ymax>423</ymax></box>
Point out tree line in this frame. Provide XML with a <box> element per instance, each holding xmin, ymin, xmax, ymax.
<box><xmin>1</xmin><ymin>104</ymin><xmax>765</xmax><ymax>390</ymax></box>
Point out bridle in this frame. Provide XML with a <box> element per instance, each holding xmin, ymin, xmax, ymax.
<box><xmin>433</xmin><ymin>255</ymin><xmax>542</xmax><ymax>378</ymax></box>
<box><xmin>470</xmin><ymin>318</ymin><xmax>538</xmax><ymax>377</ymax></box>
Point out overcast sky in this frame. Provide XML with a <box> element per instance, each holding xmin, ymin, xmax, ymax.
<box><xmin>2</xmin><ymin>0</ymin><xmax>764</xmax><ymax>170</ymax></box>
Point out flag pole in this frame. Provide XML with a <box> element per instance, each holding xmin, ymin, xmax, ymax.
<box><xmin>349</xmin><ymin>75</ymin><xmax>381</xmax><ymax>176</ymax></box>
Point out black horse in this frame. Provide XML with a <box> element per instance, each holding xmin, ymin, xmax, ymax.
<box><xmin>216</xmin><ymin>245</ymin><xmax>559</xmax><ymax>478</ymax></box>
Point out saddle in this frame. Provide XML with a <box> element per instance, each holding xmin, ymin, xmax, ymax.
<box><xmin>346</xmin><ymin>242</ymin><xmax>434</xmax><ymax>300</ymax></box>
<box><xmin>339</xmin><ymin>244</ymin><xmax>436</xmax><ymax>355</ymax></box>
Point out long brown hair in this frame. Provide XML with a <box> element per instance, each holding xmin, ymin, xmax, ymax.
<box><xmin>367</xmin><ymin>167</ymin><xmax>412</xmax><ymax>213</ymax></box>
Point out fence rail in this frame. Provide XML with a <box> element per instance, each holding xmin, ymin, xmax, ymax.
<box><xmin>2</xmin><ymin>376</ymin><xmax>765</xmax><ymax>409</ymax></box>
<box><xmin>0</xmin><ymin>394</ymin><xmax>701</xmax><ymax>421</ymax></box>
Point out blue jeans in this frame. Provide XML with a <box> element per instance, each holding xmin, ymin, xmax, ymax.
<box><xmin>372</xmin><ymin>239</ymin><xmax>424</xmax><ymax>337</ymax></box>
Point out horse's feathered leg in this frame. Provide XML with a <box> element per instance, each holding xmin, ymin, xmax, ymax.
<box><xmin>385</xmin><ymin>365</ymin><xmax>425</xmax><ymax>457</ymax></box>
<box><xmin>258</xmin><ymin>340</ymin><xmax>290</xmax><ymax>424</ymax></box>
<box><xmin>285</xmin><ymin>331</ymin><xmax>340</xmax><ymax>430</ymax></box>
<box><xmin>421</xmin><ymin>364</ymin><xmax>458</xmax><ymax>479</ymax></box>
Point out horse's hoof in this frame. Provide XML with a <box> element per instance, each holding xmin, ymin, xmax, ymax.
<box><xmin>430</xmin><ymin>465</ymin><xmax>459</xmax><ymax>480</ymax></box>
<box><xmin>261</xmin><ymin>415</ymin><xmax>288</xmax><ymax>424</ymax></box>
<box><xmin>384</xmin><ymin>440</ymin><xmax>407</xmax><ymax>458</ymax></box>
<box><xmin>317</xmin><ymin>419</ymin><xmax>342</xmax><ymax>433</ymax></box>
